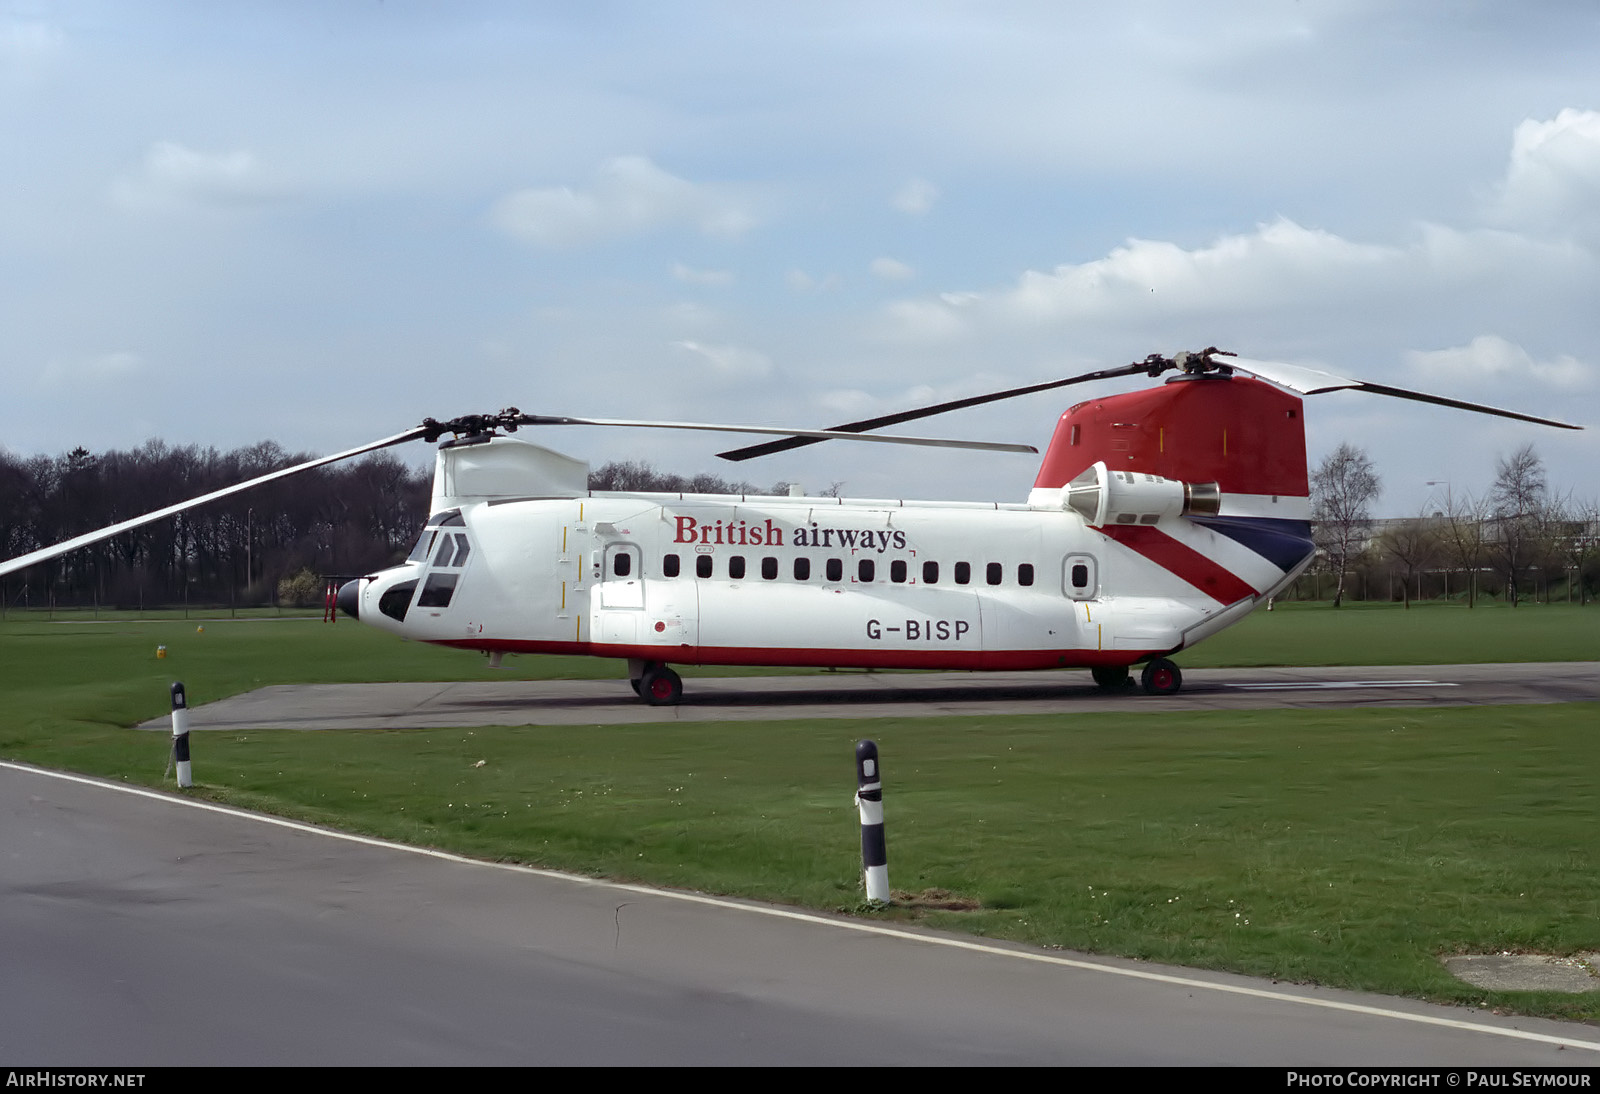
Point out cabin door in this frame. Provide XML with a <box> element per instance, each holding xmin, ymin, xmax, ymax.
<box><xmin>595</xmin><ymin>542</ymin><xmax>645</xmax><ymax>645</ymax></box>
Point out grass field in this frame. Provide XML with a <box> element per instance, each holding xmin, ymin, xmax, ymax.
<box><xmin>2</xmin><ymin>601</ymin><xmax>1597</xmax><ymax>1021</ymax></box>
<box><xmin>1184</xmin><ymin>599</ymin><xmax>1600</xmax><ymax>666</ymax></box>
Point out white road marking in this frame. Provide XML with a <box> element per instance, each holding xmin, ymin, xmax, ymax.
<box><xmin>1226</xmin><ymin>680</ymin><xmax>1459</xmax><ymax>690</ymax></box>
<box><xmin>6</xmin><ymin>759</ymin><xmax>1597</xmax><ymax>1055</ymax></box>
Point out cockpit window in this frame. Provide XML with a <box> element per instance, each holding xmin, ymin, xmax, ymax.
<box><xmin>407</xmin><ymin>530</ymin><xmax>437</xmax><ymax>563</ymax></box>
<box><xmin>431</xmin><ymin>533</ymin><xmax>470</xmax><ymax>568</ymax></box>
<box><xmin>417</xmin><ymin>572</ymin><xmax>458</xmax><ymax>608</ymax></box>
<box><xmin>379</xmin><ymin>580</ymin><xmax>417</xmax><ymax>621</ymax></box>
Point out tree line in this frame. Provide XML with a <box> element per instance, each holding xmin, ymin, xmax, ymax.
<box><xmin>0</xmin><ymin>444</ymin><xmax>812</xmax><ymax>611</ymax></box>
<box><xmin>2</xmin><ymin>435</ymin><xmax>1592</xmax><ymax>611</ymax></box>
<box><xmin>1308</xmin><ymin>442</ymin><xmax>1599</xmax><ymax>607</ymax></box>
<box><xmin>0</xmin><ymin>440</ymin><xmax>434</xmax><ymax>611</ymax></box>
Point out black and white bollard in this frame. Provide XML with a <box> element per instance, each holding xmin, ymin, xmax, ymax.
<box><xmin>855</xmin><ymin>739</ymin><xmax>889</xmax><ymax>903</ymax></box>
<box><xmin>170</xmin><ymin>682</ymin><xmax>192</xmax><ymax>789</ymax></box>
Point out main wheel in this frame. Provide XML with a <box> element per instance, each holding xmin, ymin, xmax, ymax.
<box><xmin>1091</xmin><ymin>666</ymin><xmax>1131</xmax><ymax>691</ymax></box>
<box><xmin>1140</xmin><ymin>658</ymin><xmax>1183</xmax><ymax>695</ymax></box>
<box><xmin>640</xmin><ymin>665</ymin><xmax>683</xmax><ymax>706</ymax></box>
<box><xmin>629</xmin><ymin>678</ymin><xmax>642</xmax><ymax>696</ymax></box>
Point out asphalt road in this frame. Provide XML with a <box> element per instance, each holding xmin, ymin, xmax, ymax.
<box><xmin>138</xmin><ymin>662</ymin><xmax>1600</xmax><ymax>730</ymax></box>
<box><xmin>3</xmin><ymin>762</ymin><xmax>1598</xmax><ymax>1066</ymax></box>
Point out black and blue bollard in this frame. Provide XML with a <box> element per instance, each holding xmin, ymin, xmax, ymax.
<box><xmin>855</xmin><ymin>739</ymin><xmax>889</xmax><ymax>903</ymax></box>
<box><xmin>170</xmin><ymin>682</ymin><xmax>192</xmax><ymax>788</ymax></box>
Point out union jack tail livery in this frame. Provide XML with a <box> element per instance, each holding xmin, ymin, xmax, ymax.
<box><xmin>1034</xmin><ymin>373</ymin><xmax>1316</xmax><ymax>614</ymax></box>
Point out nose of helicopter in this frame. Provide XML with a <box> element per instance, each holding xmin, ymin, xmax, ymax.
<box><xmin>336</xmin><ymin>578</ymin><xmax>362</xmax><ymax>620</ymax></box>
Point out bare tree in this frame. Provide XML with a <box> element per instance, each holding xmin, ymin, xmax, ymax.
<box><xmin>1488</xmin><ymin>444</ymin><xmax>1550</xmax><ymax>607</ymax></box>
<box><xmin>1377</xmin><ymin>516</ymin><xmax>1440</xmax><ymax>609</ymax></box>
<box><xmin>1552</xmin><ymin>493</ymin><xmax>1600</xmax><ymax>605</ymax></box>
<box><xmin>1</xmin><ymin>441</ymin><xmax>432</xmax><ymax>609</ymax></box>
<box><xmin>1436</xmin><ymin>489</ymin><xmax>1492</xmax><ymax>607</ymax></box>
<box><xmin>1311</xmin><ymin>443</ymin><xmax>1381</xmax><ymax>607</ymax></box>
<box><xmin>590</xmin><ymin>459</ymin><xmax>784</xmax><ymax>497</ymax></box>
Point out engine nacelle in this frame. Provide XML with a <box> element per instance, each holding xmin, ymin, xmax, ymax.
<box><xmin>1063</xmin><ymin>461</ymin><xmax>1220</xmax><ymax>528</ymax></box>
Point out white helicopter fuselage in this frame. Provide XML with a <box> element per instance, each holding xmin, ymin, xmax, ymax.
<box><xmin>4</xmin><ymin>351</ymin><xmax>1571</xmax><ymax>701</ymax></box>
<box><xmin>349</xmin><ymin>429</ymin><xmax>1310</xmax><ymax>675</ymax></box>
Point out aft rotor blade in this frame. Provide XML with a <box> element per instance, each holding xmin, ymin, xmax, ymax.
<box><xmin>516</xmin><ymin>415</ymin><xmax>1037</xmax><ymax>455</ymax></box>
<box><xmin>713</xmin><ymin>362</ymin><xmax>1152</xmax><ymax>462</ymax></box>
<box><xmin>1223</xmin><ymin>356</ymin><xmax>1583</xmax><ymax>430</ymax></box>
<box><xmin>0</xmin><ymin>427</ymin><xmax>430</xmax><ymax>579</ymax></box>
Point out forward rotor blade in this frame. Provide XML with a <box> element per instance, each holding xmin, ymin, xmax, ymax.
<box><xmin>713</xmin><ymin>362</ymin><xmax>1152</xmax><ymax>462</ymax></box>
<box><xmin>517</xmin><ymin>415</ymin><xmax>1038</xmax><ymax>455</ymax></box>
<box><xmin>1223</xmin><ymin>356</ymin><xmax>1583</xmax><ymax>430</ymax></box>
<box><xmin>0</xmin><ymin>427</ymin><xmax>430</xmax><ymax>580</ymax></box>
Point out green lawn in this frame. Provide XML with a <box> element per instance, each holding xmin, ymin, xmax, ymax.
<box><xmin>1186</xmin><ymin>599</ymin><xmax>1600</xmax><ymax>666</ymax></box>
<box><xmin>2</xmin><ymin>602</ymin><xmax>1597</xmax><ymax>1022</ymax></box>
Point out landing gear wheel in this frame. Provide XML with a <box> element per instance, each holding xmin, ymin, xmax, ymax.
<box><xmin>639</xmin><ymin>665</ymin><xmax>683</xmax><ymax>706</ymax></box>
<box><xmin>630</xmin><ymin>678</ymin><xmax>642</xmax><ymax>696</ymax></box>
<box><xmin>1140</xmin><ymin>658</ymin><xmax>1183</xmax><ymax>695</ymax></box>
<box><xmin>1091</xmin><ymin>666</ymin><xmax>1131</xmax><ymax>691</ymax></box>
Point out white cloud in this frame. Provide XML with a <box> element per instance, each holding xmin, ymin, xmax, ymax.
<box><xmin>661</xmin><ymin>301</ymin><xmax>724</xmax><ymax>330</ymax></box>
<box><xmin>1406</xmin><ymin>335</ymin><xmax>1590</xmax><ymax>391</ymax></box>
<box><xmin>672</xmin><ymin>339</ymin><xmax>772</xmax><ymax>381</ymax></box>
<box><xmin>869</xmin><ymin>256</ymin><xmax>915</xmax><ymax>281</ymax></box>
<box><xmin>1489</xmin><ymin>108</ymin><xmax>1600</xmax><ymax>245</ymax></box>
<box><xmin>671</xmin><ymin>262</ymin><xmax>733</xmax><ymax>286</ymax></box>
<box><xmin>817</xmin><ymin>388</ymin><xmax>877</xmax><ymax>416</ymax></box>
<box><xmin>493</xmin><ymin>156</ymin><xmax>755</xmax><ymax>248</ymax></box>
<box><xmin>816</xmin><ymin>372</ymin><xmax>1020</xmax><ymax>420</ymax></box>
<box><xmin>876</xmin><ymin>213</ymin><xmax>1595</xmax><ymax>349</ymax></box>
<box><xmin>0</xmin><ymin>17</ymin><xmax>64</xmax><ymax>81</ymax></box>
<box><xmin>37</xmin><ymin>351</ymin><xmax>142</xmax><ymax>389</ymax></box>
<box><xmin>785</xmin><ymin>269</ymin><xmax>839</xmax><ymax>293</ymax></box>
<box><xmin>112</xmin><ymin>142</ymin><xmax>286</xmax><ymax>211</ymax></box>
<box><xmin>1000</xmin><ymin>218</ymin><xmax>1394</xmax><ymax>317</ymax></box>
<box><xmin>892</xmin><ymin>178</ymin><xmax>939</xmax><ymax>216</ymax></box>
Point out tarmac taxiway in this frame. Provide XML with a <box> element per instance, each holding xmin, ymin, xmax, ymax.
<box><xmin>137</xmin><ymin>662</ymin><xmax>1600</xmax><ymax>731</ymax></box>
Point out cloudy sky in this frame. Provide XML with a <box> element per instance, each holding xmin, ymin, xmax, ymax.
<box><xmin>4</xmin><ymin>0</ymin><xmax>1597</xmax><ymax>514</ymax></box>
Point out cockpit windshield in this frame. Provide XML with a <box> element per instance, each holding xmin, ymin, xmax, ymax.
<box><xmin>407</xmin><ymin>529</ymin><xmax>437</xmax><ymax>563</ymax></box>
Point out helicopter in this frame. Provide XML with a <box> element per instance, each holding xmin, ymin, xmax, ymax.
<box><xmin>0</xmin><ymin>349</ymin><xmax>1579</xmax><ymax>705</ymax></box>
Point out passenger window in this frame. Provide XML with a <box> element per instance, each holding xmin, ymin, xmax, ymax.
<box><xmin>696</xmin><ymin>555</ymin><xmax>713</xmax><ymax>578</ymax></box>
<box><xmin>955</xmin><ymin>562</ymin><xmax>971</xmax><ymax>585</ymax></box>
<box><xmin>794</xmin><ymin>558</ymin><xmax>811</xmax><ymax>581</ymax></box>
<box><xmin>923</xmin><ymin>561</ymin><xmax>938</xmax><ymax>584</ymax></box>
<box><xmin>613</xmin><ymin>552</ymin><xmax>631</xmax><ymax>577</ymax></box>
<box><xmin>1062</xmin><ymin>554</ymin><xmax>1098</xmax><ymax>601</ymax></box>
<box><xmin>728</xmin><ymin>556</ymin><xmax>746</xmax><ymax>580</ymax></box>
<box><xmin>890</xmin><ymin>560</ymin><xmax>907</xmax><ymax>583</ymax></box>
<box><xmin>663</xmin><ymin>554</ymin><xmax>680</xmax><ymax>578</ymax></box>
<box><xmin>1018</xmin><ymin>564</ymin><xmax>1034</xmax><ymax>586</ymax></box>
<box><xmin>858</xmin><ymin>559</ymin><xmax>875</xmax><ymax>582</ymax></box>
<box><xmin>762</xmin><ymin>557</ymin><xmax>778</xmax><ymax>580</ymax></box>
<box><xmin>826</xmin><ymin>558</ymin><xmax>843</xmax><ymax>582</ymax></box>
<box><xmin>987</xmin><ymin>563</ymin><xmax>1003</xmax><ymax>585</ymax></box>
